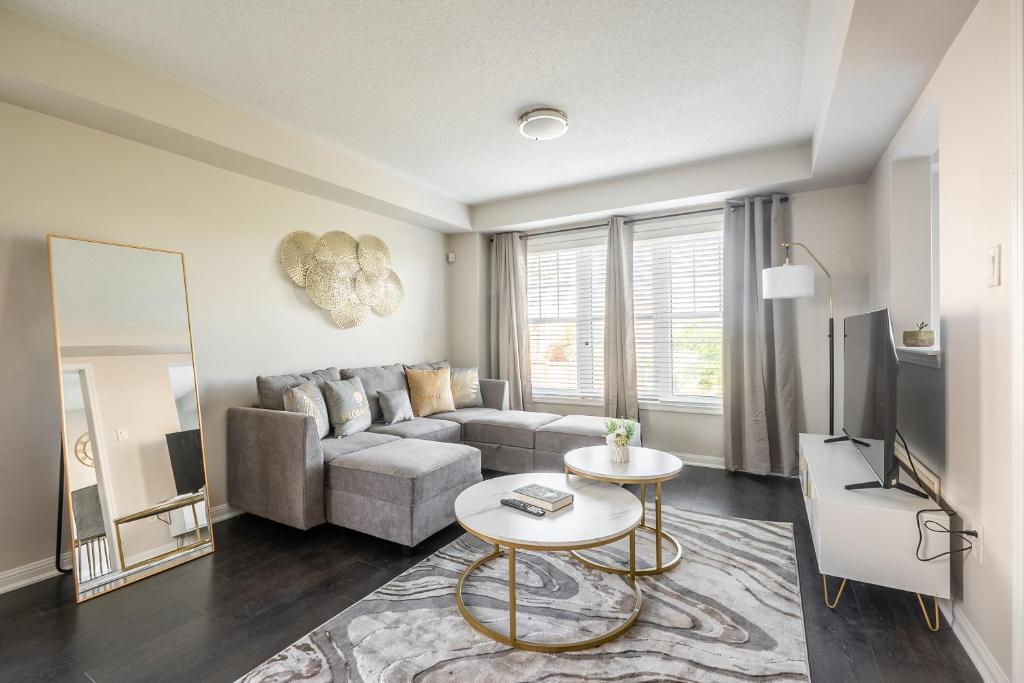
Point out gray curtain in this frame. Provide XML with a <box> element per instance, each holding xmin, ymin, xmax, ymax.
<box><xmin>604</xmin><ymin>217</ymin><xmax>639</xmax><ymax>420</ymax></box>
<box><xmin>723</xmin><ymin>195</ymin><xmax>798</xmax><ymax>475</ymax></box>
<box><xmin>490</xmin><ymin>233</ymin><xmax>533</xmax><ymax>410</ymax></box>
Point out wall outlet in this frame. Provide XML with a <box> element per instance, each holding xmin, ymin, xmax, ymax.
<box><xmin>447</xmin><ymin>252</ymin><xmax>456</xmax><ymax>264</ymax></box>
<box><xmin>116</xmin><ymin>427</ymin><xmax>129</xmax><ymax>441</ymax></box>
<box><xmin>963</xmin><ymin>517</ymin><xmax>983</xmax><ymax>564</ymax></box>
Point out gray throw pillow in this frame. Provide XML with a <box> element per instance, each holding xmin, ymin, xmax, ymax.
<box><xmin>324</xmin><ymin>377</ymin><xmax>372</xmax><ymax>437</ymax></box>
<box><xmin>379</xmin><ymin>389</ymin><xmax>414</xmax><ymax>425</ymax></box>
<box><xmin>451</xmin><ymin>367</ymin><xmax>483</xmax><ymax>408</ymax></box>
<box><xmin>282</xmin><ymin>381</ymin><xmax>330</xmax><ymax>438</ymax></box>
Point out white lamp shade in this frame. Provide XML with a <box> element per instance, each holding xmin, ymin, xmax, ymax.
<box><xmin>762</xmin><ymin>264</ymin><xmax>814</xmax><ymax>299</ymax></box>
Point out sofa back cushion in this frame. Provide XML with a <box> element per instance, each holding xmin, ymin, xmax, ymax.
<box><xmin>282</xmin><ymin>380</ymin><xmax>331</xmax><ymax>438</ymax></box>
<box><xmin>324</xmin><ymin>377</ymin><xmax>373</xmax><ymax>437</ymax></box>
<box><xmin>256</xmin><ymin>367</ymin><xmax>340</xmax><ymax>411</ymax></box>
<box><xmin>406</xmin><ymin>367</ymin><xmax>456</xmax><ymax>417</ymax></box>
<box><xmin>341</xmin><ymin>363</ymin><xmax>408</xmax><ymax>423</ymax></box>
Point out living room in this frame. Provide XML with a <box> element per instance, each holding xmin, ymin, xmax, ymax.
<box><xmin>1</xmin><ymin>1</ymin><xmax>1022</xmax><ymax>682</ymax></box>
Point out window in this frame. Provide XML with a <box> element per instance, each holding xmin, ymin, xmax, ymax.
<box><xmin>524</xmin><ymin>212</ymin><xmax>724</xmax><ymax>410</ymax></box>
<box><xmin>633</xmin><ymin>212</ymin><xmax>724</xmax><ymax>408</ymax></box>
<box><xmin>526</xmin><ymin>230</ymin><xmax>606</xmax><ymax>401</ymax></box>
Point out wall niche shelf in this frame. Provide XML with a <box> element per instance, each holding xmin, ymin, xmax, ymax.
<box><xmin>896</xmin><ymin>346</ymin><xmax>942</xmax><ymax>369</ymax></box>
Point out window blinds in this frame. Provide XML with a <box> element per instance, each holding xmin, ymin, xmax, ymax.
<box><xmin>526</xmin><ymin>231</ymin><xmax>606</xmax><ymax>400</ymax></box>
<box><xmin>524</xmin><ymin>212</ymin><xmax>723</xmax><ymax>406</ymax></box>
<box><xmin>633</xmin><ymin>214</ymin><xmax>724</xmax><ymax>404</ymax></box>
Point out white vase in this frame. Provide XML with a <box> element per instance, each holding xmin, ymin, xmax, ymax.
<box><xmin>610</xmin><ymin>444</ymin><xmax>630</xmax><ymax>463</ymax></box>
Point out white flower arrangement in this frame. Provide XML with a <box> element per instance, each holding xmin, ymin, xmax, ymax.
<box><xmin>604</xmin><ymin>418</ymin><xmax>638</xmax><ymax>449</ymax></box>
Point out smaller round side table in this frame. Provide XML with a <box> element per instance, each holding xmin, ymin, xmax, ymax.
<box><xmin>564</xmin><ymin>445</ymin><xmax>683</xmax><ymax>576</ymax></box>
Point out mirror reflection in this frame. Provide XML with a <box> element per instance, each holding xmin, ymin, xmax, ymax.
<box><xmin>49</xmin><ymin>236</ymin><xmax>213</xmax><ymax>601</ymax></box>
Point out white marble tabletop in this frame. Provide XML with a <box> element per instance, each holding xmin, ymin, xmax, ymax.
<box><xmin>564</xmin><ymin>446</ymin><xmax>683</xmax><ymax>482</ymax></box>
<box><xmin>454</xmin><ymin>473</ymin><xmax>642</xmax><ymax>549</ymax></box>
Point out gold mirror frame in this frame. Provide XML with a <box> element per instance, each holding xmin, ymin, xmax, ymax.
<box><xmin>47</xmin><ymin>235</ymin><xmax>215</xmax><ymax>603</ymax></box>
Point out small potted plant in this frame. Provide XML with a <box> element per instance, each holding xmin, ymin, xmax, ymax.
<box><xmin>903</xmin><ymin>322</ymin><xmax>935</xmax><ymax>348</ymax></box>
<box><xmin>604</xmin><ymin>418</ymin><xmax>639</xmax><ymax>463</ymax></box>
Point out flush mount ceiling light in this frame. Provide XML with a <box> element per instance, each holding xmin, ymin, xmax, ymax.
<box><xmin>518</xmin><ymin>108</ymin><xmax>568</xmax><ymax>140</ymax></box>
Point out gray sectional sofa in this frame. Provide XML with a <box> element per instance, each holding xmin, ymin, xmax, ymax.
<box><xmin>227</xmin><ymin>362</ymin><xmax>639</xmax><ymax>548</ymax></box>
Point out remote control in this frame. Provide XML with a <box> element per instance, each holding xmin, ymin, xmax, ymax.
<box><xmin>500</xmin><ymin>498</ymin><xmax>546</xmax><ymax>516</ymax></box>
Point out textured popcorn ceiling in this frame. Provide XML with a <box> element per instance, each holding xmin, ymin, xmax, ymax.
<box><xmin>2</xmin><ymin>0</ymin><xmax>812</xmax><ymax>204</ymax></box>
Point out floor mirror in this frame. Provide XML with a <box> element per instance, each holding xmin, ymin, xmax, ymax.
<box><xmin>48</xmin><ymin>235</ymin><xmax>214</xmax><ymax>602</ymax></box>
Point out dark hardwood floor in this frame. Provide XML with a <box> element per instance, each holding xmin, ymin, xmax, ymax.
<box><xmin>0</xmin><ymin>467</ymin><xmax>980</xmax><ymax>682</ymax></box>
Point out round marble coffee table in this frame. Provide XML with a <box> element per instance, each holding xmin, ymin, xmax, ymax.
<box><xmin>454</xmin><ymin>473</ymin><xmax>643</xmax><ymax>652</ymax></box>
<box><xmin>564</xmin><ymin>445</ymin><xmax>683</xmax><ymax>576</ymax></box>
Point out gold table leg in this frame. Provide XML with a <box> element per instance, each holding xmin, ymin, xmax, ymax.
<box><xmin>822</xmin><ymin>575</ymin><xmax>847</xmax><ymax>609</ymax></box>
<box><xmin>570</xmin><ymin>477</ymin><xmax>681</xmax><ymax>576</ymax></box>
<box><xmin>629</xmin><ymin>530</ymin><xmax>636</xmax><ymax>582</ymax></box>
<box><xmin>916</xmin><ymin>593</ymin><xmax>941</xmax><ymax>632</ymax></box>
<box><xmin>456</xmin><ymin>538</ymin><xmax>643</xmax><ymax>652</ymax></box>
<box><xmin>655</xmin><ymin>481</ymin><xmax>663</xmax><ymax>570</ymax></box>
<box><xmin>509</xmin><ymin>547</ymin><xmax>517</xmax><ymax>642</ymax></box>
<box><xmin>640</xmin><ymin>483</ymin><xmax>647</xmax><ymax>522</ymax></box>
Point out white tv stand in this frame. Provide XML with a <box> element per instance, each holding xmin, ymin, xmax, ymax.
<box><xmin>799</xmin><ymin>433</ymin><xmax>950</xmax><ymax>630</ymax></box>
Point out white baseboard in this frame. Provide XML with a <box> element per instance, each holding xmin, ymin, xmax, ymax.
<box><xmin>0</xmin><ymin>503</ymin><xmax>242</xmax><ymax>597</ymax></box>
<box><xmin>939</xmin><ymin>600</ymin><xmax>1011</xmax><ymax>683</ymax></box>
<box><xmin>211</xmin><ymin>502</ymin><xmax>243</xmax><ymax>523</ymax></box>
<box><xmin>672</xmin><ymin>452</ymin><xmax>725</xmax><ymax>469</ymax></box>
<box><xmin>0</xmin><ymin>551</ymin><xmax>73</xmax><ymax>596</ymax></box>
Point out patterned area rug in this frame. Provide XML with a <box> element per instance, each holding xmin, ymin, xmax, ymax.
<box><xmin>239</xmin><ymin>507</ymin><xmax>809</xmax><ymax>682</ymax></box>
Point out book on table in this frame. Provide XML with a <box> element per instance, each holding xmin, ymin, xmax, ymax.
<box><xmin>512</xmin><ymin>483</ymin><xmax>573</xmax><ymax>512</ymax></box>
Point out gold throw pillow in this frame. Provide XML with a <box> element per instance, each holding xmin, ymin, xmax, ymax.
<box><xmin>406</xmin><ymin>367</ymin><xmax>455</xmax><ymax>417</ymax></box>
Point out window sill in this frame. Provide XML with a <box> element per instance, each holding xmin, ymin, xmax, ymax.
<box><xmin>895</xmin><ymin>346</ymin><xmax>942</xmax><ymax>369</ymax></box>
<box><xmin>639</xmin><ymin>400</ymin><xmax>723</xmax><ymax>415</ymax></box>
<box><xmin>530</xmin><ymin>395</ymin><xmax>723</xmax><ymax>416</ymax></box>
<box><xmin>531</xmin><ymin>396</ymin><xmax>603</xmax><ymax>408</ymax></box>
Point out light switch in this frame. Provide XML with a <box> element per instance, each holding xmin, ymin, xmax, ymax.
<box><xmin>988</xmin><ymin>245</ymin><xmax>1002</xmax><ymax>287</ymax></box>
<box><xmin>116</xmin><ymin>427</ymin><xmax>129</xmax><ymax>441</ymax></box>
<box><xmin>447</xmin><ymin>252</ymin><xmax>456</xmax><ymax>264</ymax></box>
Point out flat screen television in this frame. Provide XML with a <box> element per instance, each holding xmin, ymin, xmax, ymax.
<box><xmin>832</xmin><ymin>309</ymin><xmax>923</xmax><ymax>497</ymax></box>
<box><xmin>165</xmin><ymin>429</ymin><xmax>205</xmax><ymax>495</ymax></box>
<box><xmin>840</xmin><ymin>309</ymin><xmax>897</xmax><ymax>482</ymax></box>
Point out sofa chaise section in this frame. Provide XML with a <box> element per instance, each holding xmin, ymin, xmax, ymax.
<box><xmin>325</xmin><ymin>439</ymin><xmax>481</xmax><ymax>547</ymax></box>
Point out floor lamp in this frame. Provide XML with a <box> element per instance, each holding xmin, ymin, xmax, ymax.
<box><xmin>762</xmin><ymin>241</ymin><xmax>835</xmax><ymax>435</ymax></box>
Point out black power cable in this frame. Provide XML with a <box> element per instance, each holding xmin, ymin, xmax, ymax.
<box><xmin>896</xmin><ymin>429</ymin><xmax>978</xmax><ymax>562</ymax></box>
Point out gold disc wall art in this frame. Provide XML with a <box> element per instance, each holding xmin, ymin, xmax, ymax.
<box><xmin>355</xmin><ymin>269</ymin><xmax>404</xmax><ymax>317</ymax></box>
<box><xmin>278</xmin><ymin>231</ymin><xmax>404</xmax><ymax>328</ymax></box>
<box><xmin>357</xmin><ymin>235</ymin><xmax>391</xmax><ymax>279</ymax></box>
<box><xmin>278</xmin><ymin>231</ymin><xmax>318</xmax><ymax>286</ymax></box>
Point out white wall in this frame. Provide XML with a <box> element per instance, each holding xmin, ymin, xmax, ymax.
<box><xmin>788</xmin><ymin>184</ymin><xmax>872</xmax><ymax>436</ymax></box>
<box><xmin>868</xmin><ymin>0</ymin><xmax>1014</xmax><ymax>674</ymax></box>
<box><xmin>0</xmin><ymin>101</ymin><xmax>450</xmax><ymax>575</ymax></box>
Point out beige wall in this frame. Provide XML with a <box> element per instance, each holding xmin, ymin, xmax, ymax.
<box><xmin>0</xmin><ymin>101</ymin><xmax>450</xmax><ymax>574</ymax></box>
<box><xmin>869</xmin><ymin>0</ymin><xmax>1014</xmax><ymax>673</ymax></box>
<box><xmin>446</xmin><ymin>232</ymin><xmax>490</xmax><ymax>376</ymax></box>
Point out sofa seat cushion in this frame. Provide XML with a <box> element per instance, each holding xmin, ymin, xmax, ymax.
<box><xmin>326</xmin><ymin>439</ymin><xmax>481</xmax><ymax>506</ymax></box>
<box><xmin>461</xmin><ymin>410</ymin><xmax>561</xmax><ymax>449</ymax></box>
<box><xmin>367</xmin><ymin>417</ymin><xmax>460</xmax><ymax>442</ymax></box>
<box><xmin>430</xmin><ymin>407</ymin><xmax>502</xmax><ymax>425</ymax></box>
<box><xmin>321</xmin><ymin>432</ymin><xmax>400</xmax><ymax>461</ymax></box>
<box><xmin>535</xmin><ymin>414</ymin><xmax>641</xmax><ymax>454</ymax></box>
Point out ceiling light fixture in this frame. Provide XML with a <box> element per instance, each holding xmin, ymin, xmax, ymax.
<box><xmin>518</xmin><ymin>108</ymin><xmax>568</xmax><ymax>140</ymax></box>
